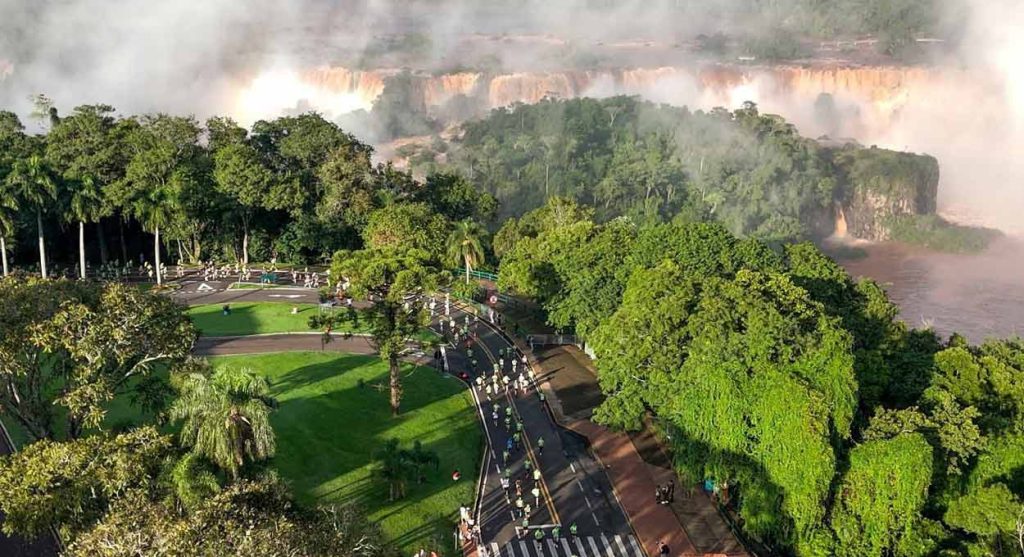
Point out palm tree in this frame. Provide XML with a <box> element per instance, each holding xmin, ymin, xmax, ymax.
<box><xmin>5</xmin><ymin>154</ymin><xmax>57</xmax><ymax>278</ymax></box>
<box><xmin>374</xmin><ymin>439</ymin><xmax>413</xmax><ymax>501</ymax></box>
<box><xmin>66</xmin><ymin>175</ymin><xmax>105</xmax><ymax>279</ymax></box>
<box><xmin>0</xmin><ymin>181</ymin><xmax>17</xmax><ymax>277</ymax></box>
<box><xmin>446</xmin><ymin>219</ymin><xmax>486</xmax><ymax>284</ymax></box>
<box><xmin>126</xmin><ymin>181</ymin><xmax>176</xmax><ymax>285</ymax></box>
<box><xmin>373</xmin><ymin>439</ymin><xmax>437</xmax><ymax>500</ymax></box>
<box><xmin>170</xmin><ymin>365</ymin><xmax>276</xmax><ymax>479</ymax></box>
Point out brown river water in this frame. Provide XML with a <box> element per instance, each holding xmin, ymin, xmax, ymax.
<box><xmin>835</xmin><ymin>237</ymin><xmax>1024</xmax><ymax>343</ymax></box>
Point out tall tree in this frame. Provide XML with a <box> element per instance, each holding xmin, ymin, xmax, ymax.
<box><xmin>0</xmin><ymin>179</ymin><xmax>16</xmax><ymax>276</ymax></box>
<box><xmin>5</xmin><ymin>151</ymin><xmax>57</xmax><ymax>278</ymax></box>
<box><xmin>47</xmin><ymin>105</ymin><xmax>127</xmax><ymax>275</ymax></box>
<box><xmin>0</xmin><ymin>279</ymin><xmax>194</xmax><ymax>441</ymax></box>
<box><xmin>446</xmin><ymin>219</ymin><xmax>486</xmax><ymax>283</ymax></box>
<box><xmin>115</xmin><ymin>115</ymin><xmax>203</xmax><ymax>285</ymax></box>
<box><xmin>213</xmin><ymin>142</ymin><xmax>273</xmax><ymax>265</ymax></box>
<box><xmin>170</xmin><ymin>363</ymin><xmax>276</xmax><ymax>479</ymax></box>
<box><xmin>0</xmin><ymin>426</ymin><xmax>171</xmax><ymax>537</ymax></box>
<box><xmin>0</xmin><ymin>111</ymin><xmax>27</xmax><ymax>276</ymax></box>
<box><xmin>329</xmin><ymin>247</ymin><xmax>442</xmax><ymax>415</ymax></box>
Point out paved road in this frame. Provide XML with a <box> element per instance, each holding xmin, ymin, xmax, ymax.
<box><xmin>439</xmin><ymin>303</ymin><xmax>634</xmax><ymax>555</ymax></box>
<box><xmin>172</xmin><ymin>277</ymin><xmax>321</xmax><ymax>305</ymax></box>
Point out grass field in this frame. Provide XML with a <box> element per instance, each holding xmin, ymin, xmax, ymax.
<box><xmin>187</xmin><ymin>302</ymin><xmax>324</xmax><ymax>336</ymax></box>
<box><xmin>187</xmin><ymin>302</ymin><xmax>441</xmax><ymax>343</ymax></box>
<box><xmin>210</xmin><ymin>351</ymin><xmax>481</xmax><ymax>556</ymax></box>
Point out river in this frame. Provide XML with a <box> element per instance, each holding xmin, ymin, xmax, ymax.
<box><xmin>834</xmin><ymin>237</ymin><xmax>1024</xmax><ymax>343</ymax></box>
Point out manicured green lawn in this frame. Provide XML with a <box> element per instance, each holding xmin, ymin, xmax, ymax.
<box><xmin>209</xmin><ymin>352</ymin><xmax>481</xmax><ymax>556</ymax></box>
<box><xmin>187</xmin><ymin>302</ymin><xmax>330</xmax><ymax>336</ymax></box>
<box><xmin>187</xmin><ymin>302</ymin><xmax>441</xmax><ymax>342</ymax></box>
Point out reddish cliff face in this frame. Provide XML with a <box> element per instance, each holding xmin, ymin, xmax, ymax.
<box><xmin>281</xmin><ymin>64</ymin><xmax>942</xmax><ymax>136</ymax></box>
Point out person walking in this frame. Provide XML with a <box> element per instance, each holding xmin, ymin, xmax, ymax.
<box><xmin>500</xmin><ymin>476</ymin><xmax>510</xmax><ymax>493</ymax></box>
<box><xmin>533</xmin><ymin>528</ymin><xmax>545</xmax><ymax>549</ymax></box>
<box><xmin>655</xmin><ymin>484</ymin><xmax>662</xmax><ymax>504</ymax></box>
<box><xmin>504</xmin><ymin>415</ymin><xmax>512</xmax><ymax>430</ymax></box>
<box><xmin>492</xmin><ymin>408</ymin><xmax>499</xmax><ymax>427</ymax></box>
<box><xmin>537</xmin><ymin>436</ymin><xmax>545</xmax><ymax>455</ymax></box>
<box><xmin>520</xmin><ymin>516</ymin><xmax>529</xmax><ymax>537</ymax></box>
<box><xmin>506</xmin><ymin>437</ymin><xmax>514</xmax><ymax>453</ymax></box>
<box><xmin>524</xmin><ymin>502</ymin><xmax>532</xmax><ymax>517</ymax></box>
<box><xmin>515</xmin><ymin>479</ymin><xmax>523</xmax><ymax>498</ymax></box>
<box><xmin>502</xmin><ymin>449</ymin><xmax>510</xmax><ymax>465</ymax></box>
<box><xmin>658</xmin><ymin>540</ymin><xmax>670</xmax><ymax>557</ymax></box>
<box><xmin>513</xmin><ymin>431</ymin><xmax>522</xmax><ymax>449</ymax></box>
<box><xmin>569</xmin><ymin>522</ymin><xmax>578</xmax><ymax>538</ymax></box>
<box><xmin>531</xmin><ymin>485</ymin><xmax>541</xmax><ymax>506</ymax></box>
<box><xmin>515</xmin><ymin>496</ymin><xmax>524</xmax><ymax>517</ymax></box>
<box><xmin>533</xmin><ymin>468</ymin><xmax>541</xmax><ymax>482</ymax></box>
<box><xmin>552</xmin><ymin>525</ymin><xmax>561</xmax><ymax>540</ymax></box>
<box><xmin>667</xmin><ymin>479</ymin><xmax>676</xmax><ymax>503</ymax></box>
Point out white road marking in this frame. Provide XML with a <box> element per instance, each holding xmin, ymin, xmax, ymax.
<box><xmin>592</xmin><ymin>512</ymin><xmax>600</xmax><ymax>526</ymax></box>
<box><xmin>627</xmin><ymin>535</ymin><xmax>644</xmax><ymax>557</ymax></box>
<box><xmin>600</xmin><ymin>534</ymin><xmax>616</xmax><ymax>557</ymax></box>
<box><xmin>613</xmin><ymin>535</ymin><xmax>630</xmax><ymax>557</ymax></box>
<box><xmin>588</xmin><ymin>537</ymin><xmax>601</xmax><ymax>557</ymax></box>
<box><xmin>267</xmin><ymin>294</ymin><xmax>302</xmax><ymax>298</ymax></box>
<box><xmin>574</xmin><ymin>538</ymin><xmax>589</xmax><ymax>557</ymax></box>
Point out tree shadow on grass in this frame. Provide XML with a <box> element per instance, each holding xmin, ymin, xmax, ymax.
<box><xmin>189</xmin><ymin>303</ymin><xmax>262</xmax><ymax>336</ymax></box>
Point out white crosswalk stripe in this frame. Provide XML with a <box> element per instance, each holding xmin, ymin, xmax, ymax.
<box><xmin>488</xmin><ymin>534</ymin><xmax>643</xmax><ymax>557</ymax></box>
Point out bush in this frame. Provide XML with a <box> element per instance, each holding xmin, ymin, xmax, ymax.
<box><xmin>887</xmin><ymin>215</ymin><xmax>1001</xmax><ymax>253</ymax></box>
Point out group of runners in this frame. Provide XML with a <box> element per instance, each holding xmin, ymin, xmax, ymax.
<box><xmin>441</xmin><ymin>295</ymin><xmax>580</xmax><ymax>551</ymax></box>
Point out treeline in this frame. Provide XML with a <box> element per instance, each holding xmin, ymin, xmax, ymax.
<box><xmin>410</xmin><ymin>97</ymin><xmax>940</xmax><ymax>244</ymax></box>
<box><xmin>497</xmin><ymin>196</ymin><xmax>1024</xmax><ymax>556</ymax></box>
<box><xmin>0</xmin><ymin>104</ymin><xmax>495</xmax><ymax>279</ymax></box>
<box><xmin>0</xmin><ymin>279</ymin><xmax>391</xmax><ymax>556</ymax></box>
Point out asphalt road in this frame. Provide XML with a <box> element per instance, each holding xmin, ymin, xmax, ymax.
<box><xmin>439</xmin><ymin>303</ymin><xmax>637</xmax><ymax>556</ymax></box>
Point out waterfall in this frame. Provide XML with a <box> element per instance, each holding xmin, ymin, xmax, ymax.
<box><xmin>834</xmin><ymin>203</ymin><xmax>849</xmax><ymax>238</ymax></box>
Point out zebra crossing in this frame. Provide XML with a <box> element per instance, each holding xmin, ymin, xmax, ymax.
<box><xmin>479</xmin><ymin>534</ymin><xmax>644</xmax><ymax>557</ymax></box>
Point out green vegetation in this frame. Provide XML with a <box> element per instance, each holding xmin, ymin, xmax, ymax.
<box><xmin>422</xmin><ymin>98</ymin><xmax>943</xmax><ymax>246</ymax></box>
<box><xmin>887</xmin><ymin>214</ymin><xmax>1002</xmax><ymax>253</ymax></box>
<box><xmin>497</xmin><ymin>199</ymin><xmax>1024</xmax><ymax>556</ymax></box>
<box><xmin>187</xmin><ymin>302</ymin><xmax>324</xmax><ymax>336</ymax></box>
<box><xmin>208</xmin><ymin>352</ymin><xmax>480</xmax><ymax>556</ymax></box>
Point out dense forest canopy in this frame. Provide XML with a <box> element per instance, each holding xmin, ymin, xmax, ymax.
<box><xmin>495</xmin><ymin>198</ymin><xmax>1024</xmax><ymax>556</ymax></box>
<box><xmin>404</xmin><ymin>97</ymin><xmax>952</xmax><ymax>245</ymax></box>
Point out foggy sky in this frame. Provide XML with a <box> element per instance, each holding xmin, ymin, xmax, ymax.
<box><xmin>1</xmin><ymin>0</ymin><xmax>1022</xmax><ymax>232</ymax></box>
